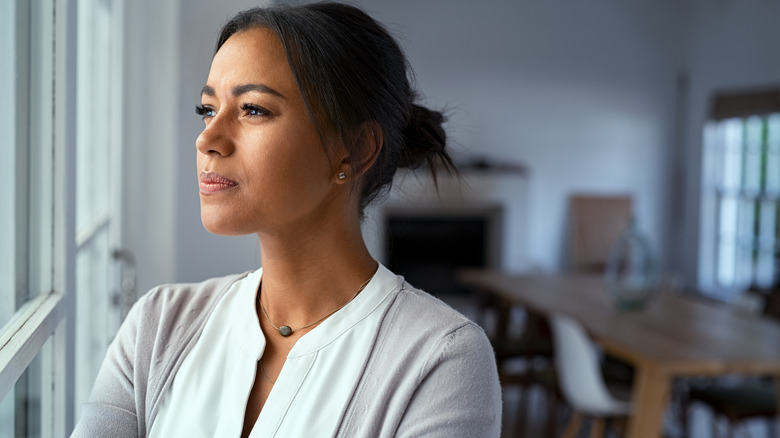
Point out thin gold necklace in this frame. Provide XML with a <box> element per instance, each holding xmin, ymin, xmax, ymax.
<box><xmin>258</xmin><ymin>276</ymin><xmax>372</xmax><ymax>337</ymax></box>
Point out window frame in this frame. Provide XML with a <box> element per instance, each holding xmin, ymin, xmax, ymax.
<box><xmin>700</xmin><ymin>87</ymin><xmax>780</xmax><ymax>298</ymax></box>
<box><xmin>0</xmin><ymin>293</ymin><xmax>65</xmax><ymax>403</ymax></box>
<box><xmin>0</xmin><ymin>0</ymin><xmax>77</xmax><ymax>435</ymax></box>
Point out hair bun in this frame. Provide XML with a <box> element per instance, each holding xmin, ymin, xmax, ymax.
<box><xmin>399</xmin><ymin>104</ymin><xmax>451</xmax><ymax>171</ymax></box>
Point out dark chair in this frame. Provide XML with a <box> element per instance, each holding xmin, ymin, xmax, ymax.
<box><xmin>495</xmin><ymin>310</ymin><xmax>560</xmax><ymax>437</ymax></box>
<box><xmin>681</xmin><ymin>289</ymin><xmax>780</xmax><ymax>437</ymax></box>
<box><xmin>682</xmin><ymin>378</ymin><xmax>777</xmax><ymax>438</ymax></box>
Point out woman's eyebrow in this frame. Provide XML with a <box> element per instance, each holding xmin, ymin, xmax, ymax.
<box><xmin>200</xmin><ymin>84</ymin><xmax>286</xmax><ymax>100</ymax></box>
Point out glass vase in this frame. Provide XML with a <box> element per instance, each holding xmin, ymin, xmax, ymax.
<box><xmin>604</xmin><ymin>218</ymin><xmax>660</xmax><ymax>311</ymax></box>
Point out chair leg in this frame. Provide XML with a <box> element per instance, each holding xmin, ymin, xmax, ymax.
<box><xmin>710</xmin><ymin>412</ymin><xmax>718</xmax><ymax>438</ymax></box>
<box><xmin>589</xmin><ymin>418</ymin><xmax>605</xmax><ymax>438</ymax></box>
<box><xmin>543</xmin><ymin>390</ymin><xmax>558</xmax><ymax>438</ymax></box>
<box><xmin>514</xmin><ymin>384</ymin><xmax>529</xmax><ymax>436</ymax></box>
<box><xmin>562</xmin><ymin>411</ymin><xmax>584</xmax><ymax>438</ymax></box>
<box><xmin>680</xmin><ymin>397</ymin><xmax>691</xmax><ymax>438</ymax></box>
<box><xmin>723</xmin><ymin>418</ymin><xmax>732</xmax><ymax>438</ymax></box>
<box><xmin>611</xmin><ymin>417</ymin><xmax>627</xmax><ymax>437</ymax></box>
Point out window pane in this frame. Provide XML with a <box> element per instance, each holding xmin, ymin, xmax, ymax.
<box><xmin>0</xmin><ymin>0</ymin><xmax>59</xmax><ymax>431</ymax></box>
<box><xmin>742</xmin><ymin>116</ymin><xmax>762</xmax><ymax>193</ymax></box>
<box><xmin>75</xmin><ymin>228</ymin><xmax>113</xmax><ymax>405</ymax></box>
<box><xmin>711</xmin><ymin>111</ymin><xmax>780</xmax><ymax>291</ymax></box>
<box><xmin>0</xmin><ymin>0</ymin><xmax>30</xmax><ymax>329</ymax></box>
<box><xmin>755</xmin><ymin>200</ymin><xmax>777</xmax><ymax>287</ymax></box>
<box><xmin>0</xmin><ymin>336</ymin><xmax>52</xmax><ymax>438</ymax></box>
<box><xmin>74</xmin><ymin>0</ymin><xmax>126</xmax><ymax>411</ymax></box>
<box><xmin>721</xmin><ymin>118</ymin><xmax>743</xmax><ymax>191</ymax></box>
<box><xmin>27</xmin><ymin>0</ymin><xmax>56</xmax><ymax>301</ymax></box>
<box><xmin>767</xmin><ymin>114</ymin><xmax>780</xmax><ymax>194</ymax></box>
<box><xmin>0</xmin><ymin>0</ymin><xmax>55</xmax><ymax>327</ymax></box>
<box><xmin>717</xmin><ymin>196</ymin><xmax>738</xmax><ymax>285</ymax></box>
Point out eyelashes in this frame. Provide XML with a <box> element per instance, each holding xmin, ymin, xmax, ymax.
<box><xmin>194</xmin><ymin>104</ymin><xmax>273</xmax><ymax>120</ymax></box>
<box><xmin>240</xmin><ymin>103</ymin><xmax>273</xmax><ymax>117</ymax></box>
<box><xmin>194</xmin><ymin>105</ymin><xmax>214</xmax><ymax>119</ymax></box>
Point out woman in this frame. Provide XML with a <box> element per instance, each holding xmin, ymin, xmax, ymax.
<box><xmin>73</xmin><ymin>3</ymin><xmax>501</xmax><ymax>437</ymax></box>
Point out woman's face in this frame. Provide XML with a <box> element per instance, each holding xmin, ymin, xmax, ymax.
<box><xmin>196</xmin><ymin>27</ymin><xmax>345</xmax><ymax>236</ymax></box>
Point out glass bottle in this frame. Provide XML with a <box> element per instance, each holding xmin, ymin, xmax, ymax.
<box><xmin>604</xmin><ymin>217</ymin><xmax>661</xmax><ymax>311</ymax></box>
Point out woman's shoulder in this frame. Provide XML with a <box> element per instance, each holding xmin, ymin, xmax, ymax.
<box><xmin>337</xmin><ymin>279</ymin><xmax>501</xmax><ymax>437</ymax></box>
<box><xmin>124</xmin><ymin>271</ymin><xmax>253</xmax><ymax>353</ymax></box>
<box><xmin>135</xmin><ymin>272</ymin><xmax>251</xmax><ymax>320</ymax></box>
<box><xmin>376</xmin><ymin>278</ymin><xmax>494</xmax><ymax>362</ymax></box>
<box><xmin>390</xmin><ymin>279</ymin><xmax>483</xmax><ymax>336</ymax></box>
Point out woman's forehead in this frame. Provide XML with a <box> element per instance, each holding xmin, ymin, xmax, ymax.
<box><xmin>206</xmin><ymin>28</ymin><xmax>296</xmax><ymax>96</ymax></box>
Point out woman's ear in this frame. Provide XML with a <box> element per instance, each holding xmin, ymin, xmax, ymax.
<box><xmin>335</xmin><ymin>120</ymin><xmax>383</xmax><ymax>182</ymax></box>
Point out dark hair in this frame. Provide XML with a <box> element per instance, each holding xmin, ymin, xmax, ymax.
<box><xmin>216</xmin><ymin>2</ymin><xmax>455</xmax><ymax>213</ymax></box>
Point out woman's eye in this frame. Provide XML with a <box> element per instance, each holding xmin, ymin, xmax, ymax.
<box><xmin>241</xmin><ymin>103</ymin><xmax>272</xmax><ymax>117</ymax></box>
<box><xmin>195</xmin><ymin>105</ymin><xmax>216</xmax><ymax>119</ymax></box>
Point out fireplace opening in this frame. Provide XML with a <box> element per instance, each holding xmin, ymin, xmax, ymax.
<box><xmin>383</xmin><ymin>206</ymin><xmax>502</xmax><ymax>297</ymax></box>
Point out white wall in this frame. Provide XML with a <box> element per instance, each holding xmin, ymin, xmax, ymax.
<box><xmin>337</xmin><ymin>0</ymin><xmax>686</xmax><ymax>272</ymax></box>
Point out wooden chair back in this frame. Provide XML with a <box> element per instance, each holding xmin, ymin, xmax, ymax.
<box><xmin>568</xmin><ymin>195</ymin><xmax>633</xmax><ymax>273</ymax></box>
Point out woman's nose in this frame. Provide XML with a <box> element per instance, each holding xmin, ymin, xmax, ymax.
<box><xmin>195</xmin><ymin>115</ymin><xmax>235</xmax><ymax>157</ymax></box>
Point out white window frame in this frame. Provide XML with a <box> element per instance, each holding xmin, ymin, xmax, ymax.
<box><xmin>699</xmin><ymin>88</ymin><xmax>780</xmax><ymax>300</ymax></box>
<box><xmin>0</xmin><ymin>0</ymin><xmax>77</xmax><ymax>435</ymax></box>
<box><xmin>2</xmin><ymin>0</ymin><xmax>181</xmax><ymax>434</ymax></box>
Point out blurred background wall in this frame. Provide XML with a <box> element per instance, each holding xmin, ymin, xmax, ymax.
<box><xmin>122</xmin><ymin>0</ymin><xmax>780</xmax><ymax>296</ymax></box>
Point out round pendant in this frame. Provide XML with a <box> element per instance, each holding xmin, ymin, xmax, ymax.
<box><xmin>279</xmin><ymin>325</ymin><xmax>293</xmax><ymax>337</ymax></box>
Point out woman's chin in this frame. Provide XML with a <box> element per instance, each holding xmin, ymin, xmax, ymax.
<box><xmin>201</xmin><ymin>214</ymin><xmax>249</xmax><ymax>236</ymax></box>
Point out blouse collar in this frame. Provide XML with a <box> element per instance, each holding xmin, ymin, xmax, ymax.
<box><xmin>238</xmin><ymin>263</ymin><xmax>401</xmax><ymax>358</ymax></box>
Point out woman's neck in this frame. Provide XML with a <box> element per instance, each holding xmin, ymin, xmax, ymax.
<box><xmin>255</xmin><ymin>222</ymin><xmax>378</xmax><ymax>331</ymax></box>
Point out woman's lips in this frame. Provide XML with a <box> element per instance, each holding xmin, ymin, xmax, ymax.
<box><xmin>199</xmin><ymin>171</ymin><xmax>238</xmax><ymax>194</ymax></box>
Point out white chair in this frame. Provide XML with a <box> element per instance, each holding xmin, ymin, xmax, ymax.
<box><xmin>549</xmin><ymin>313</ymin><xmax>632</xmax><ymax>438</ymax></box>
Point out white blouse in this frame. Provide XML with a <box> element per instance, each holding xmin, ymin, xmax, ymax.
<box><xmin>149</xmin><ymin>264</ymin><xmax>400</xmax><ymax>438</ymax></box>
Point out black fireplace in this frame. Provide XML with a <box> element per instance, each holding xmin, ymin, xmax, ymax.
<box><xmin>383</xmin><ymin>205</ymin><xmax>503</xmax><ymax>297</ymax></box>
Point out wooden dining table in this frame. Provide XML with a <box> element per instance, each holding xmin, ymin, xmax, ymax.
<box><xmin>459</xmin><ymin>270</ymin><xmax>780</xmax><ymax>438</ymax></box>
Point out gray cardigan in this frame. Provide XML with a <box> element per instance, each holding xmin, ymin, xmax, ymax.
<box><xmin>71</xmin><ymin>272</ymin><xmax>502</xmax><ymax>437</ymax></box>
